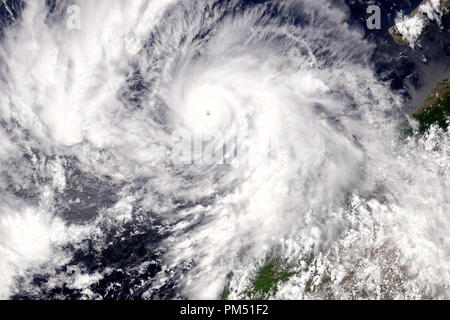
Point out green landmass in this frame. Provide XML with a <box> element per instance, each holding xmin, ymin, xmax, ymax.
<box><xmin>413</xmin><ymin>79</ymin><xmax>450</xmax><ymax>133</ymax></box>
<box><xmin>401</xmin><ymin>78</ymin><xmax>450</xmax><ymax>137</ymax></box>
<box><xmin>223</xmin><ymin>80</ymin><xmax>450</xmax><ymax>302</ymax></box>
<box><xmin>221</xmin><ymin>272</ymin><xmax>234</xmax><ymax>300</ymax></box>
<box><xmin>245</xmin><ymin>258</ymin><xmax>295</xmax><ymax>300</ymax></box>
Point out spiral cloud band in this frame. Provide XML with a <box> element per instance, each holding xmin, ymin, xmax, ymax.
<box><xmin>0</xmin><ymin>0</ymin><xmax>449</xmax><ymax>299</ymax></box>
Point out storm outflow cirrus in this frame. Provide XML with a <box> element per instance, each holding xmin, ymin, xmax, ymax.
<box><xmin>0</xmin><ymin>0</ymin><xmax>449</xmax><ymax>300</ymax></box>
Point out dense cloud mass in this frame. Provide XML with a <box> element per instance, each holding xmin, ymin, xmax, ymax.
<box><xmin>0</xmin><ymin>0</ymin><xmax>449</xmax><ymax>299</ymax></box>
<box><xmin>394</xmin><ymin>0</ymin><xmax>446</xmax><ymax>46</ymax></box>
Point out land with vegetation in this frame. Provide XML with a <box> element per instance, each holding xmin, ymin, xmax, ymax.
<box><xmin>389</xmin><ymin>0</ymin><xmax>450</xmax><ymax>45</ymax></box>
<box><xmin>413</xmin><ymin>78</ymin><xmax>450</xmax><ymax>133</ymax></box>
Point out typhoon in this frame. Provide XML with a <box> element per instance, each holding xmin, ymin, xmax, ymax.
<box><xmin>0</xmin><ymin>0</ymin><xmax>449</xmax><ymax>300</ymax></box>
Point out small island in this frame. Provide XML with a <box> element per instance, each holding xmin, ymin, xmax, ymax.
<box><xmin>389</xmin><ymin>0</ymin><xmax>450</xmax><ymax>46</ymax></box>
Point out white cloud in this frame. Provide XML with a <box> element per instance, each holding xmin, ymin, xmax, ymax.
<box><xmin>0</xmin><ymin>0</ymin><xmax>448</xmax><ymax>300</ymax></box>
<box><xmin>395</xmin><ymin>0</ymin><xmax>445</xmax><ymax>47</ymax></box>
